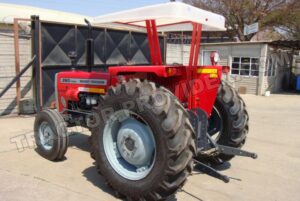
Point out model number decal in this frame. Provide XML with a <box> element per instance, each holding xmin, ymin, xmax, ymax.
<box><xmin>60</xmin><ymin>78</ymin><xmax>107</xmax><ymax>86</ymax></box>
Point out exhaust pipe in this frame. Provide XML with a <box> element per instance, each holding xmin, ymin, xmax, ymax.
<box><xmin>84</xmin><ymin>19</ymin><xmax>94</xmax><ymax>72</ymax></box>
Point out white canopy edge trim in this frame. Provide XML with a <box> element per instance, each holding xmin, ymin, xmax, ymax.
<box><xmin>93</xmin><ymin>2</ymin><xmax>226</xmax><ymax>32</ymax></box>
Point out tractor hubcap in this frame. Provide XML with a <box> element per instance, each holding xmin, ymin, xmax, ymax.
<box><xmin>38</xmin><ymin>121</ymin><xmax>54</xmax><ymax>150</ymax></box>
<box><xmin>117</xmin><ymin>118</ymin><xmax>154</xmax><ymax>167</ymax></box>
<box><xmin>103</xmin><ymin>110</ymin><xmax>156</xmax><ymax>180</ymax></box>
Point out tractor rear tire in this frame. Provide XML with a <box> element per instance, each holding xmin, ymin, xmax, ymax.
<box><xmin>90</xmin><ymin>79</ymin><xmax>196</xmax><ymax>201</ymax></box>
<box><xmin>34</xmin><ymin>109</ymin><xmax>68</xmax><ymax>161</ymax></box>
<box><xmin>207</xmin><ymin>81</ymin><xmax>249</xmax><ymax>164</ymax></box>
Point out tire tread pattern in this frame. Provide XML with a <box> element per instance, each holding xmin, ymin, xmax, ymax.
<box><xmin>90</xmin><ymin>79</ymin><xmax>196</xmax><ymax>201</ymax></box>
<box><xmin>211</xmin><ymin>81</ymin><xmax>249</xmax><ymax>163</ymax></box>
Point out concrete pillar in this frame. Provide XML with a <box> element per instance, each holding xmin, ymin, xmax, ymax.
<box><xmin>257</xmin><ymin>44</ymin><xmax>268</xmax><ymax>95</ymax></box>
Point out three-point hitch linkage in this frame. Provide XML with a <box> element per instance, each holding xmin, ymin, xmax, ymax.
<box><xmin>189</xmin><ymin>108</ymin><xmax>257</xmax><ymax>183</ymax></box>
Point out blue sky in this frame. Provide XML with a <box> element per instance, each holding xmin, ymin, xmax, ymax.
<box><xmin>0</xmin><ymin>0</ymin><xmax>171</xmax><ymax>16</ymax></box>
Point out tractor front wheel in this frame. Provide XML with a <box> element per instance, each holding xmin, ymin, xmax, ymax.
<box><xmin>90</xmin><ymin>79</ymin><xmax>196</xmax><ymax>200</ymax></box>
<box><xmin>34</xmin><ymin>109</ymin><xmax>68</xmax><ymax>161</ymax></box>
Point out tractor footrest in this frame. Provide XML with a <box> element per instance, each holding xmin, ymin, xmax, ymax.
<box><xmin>188</xmin><ymin>108</ymin><xmax>213</xmax><ymax>151</ymax></box>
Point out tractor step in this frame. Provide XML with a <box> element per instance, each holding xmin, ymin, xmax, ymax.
<box><xmin>188</xmin><ymin>108</ymin><xmax>213</xmax><ymax>150</ymax></box>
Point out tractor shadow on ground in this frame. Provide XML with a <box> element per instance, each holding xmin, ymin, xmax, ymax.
<box><xmin>82</xmin><ymin>165</ymin><xmax>118</xmax><ymax>198</ymax></box>
<box><xmin>193</xmin><ymin>161</ymin><xmax>231</xmax><ymax>175</ymax></box>
<box><xmin>68</xmin><ymin>132</ymin><xmax>118</xmax><ymax>198</ymax></box>
<box><xmin>82</xmin><ymin>167</ymin><xmax>199</xmax><ymax>201</ymax></box>
<box><xmin>68</xmin><ymin>131</ymin><xmax>91</xmax><ymax>153</ymax></box>
<box><xmin>33</xmin><ymin>131</ymin><xmax>90</xmax><ymax>161</ymax></box>
<box><xmin>212</xmin><ymin>161</ymin><xmax>231</xmax><ymax>171</ymax></box>
<box><xmin>68</xmin><ymin>132</ymin><xmax>203</xmax><ymax>200</ymax></box>
<box><xmin>34</xmin><ymin>148</ymin><xmax>68</xmax><ymax>161</ymax></box>
<box><xmin>192</xmin><ymin>161</ymin><xmax>232</xmax><ymax>179</ymax></box>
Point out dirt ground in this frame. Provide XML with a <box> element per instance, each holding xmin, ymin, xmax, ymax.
<box><xmin>0</xmin><ymin>94</ymin><xmax>299</xmax><ymax>201</ymax></box>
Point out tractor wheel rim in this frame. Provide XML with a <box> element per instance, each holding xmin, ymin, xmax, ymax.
<box><xmin>38</xmin><ymin>121</ymin><xmax>54</xmax><ymax>150</ymax></box>
<box><xmin>208</xmin><ymin>106</ymin><xmax>223</xmax><ymax>141</ymax></box>
<box><xmin>103</xmin><ymin>110</ymin><xmax>156</xmax><ymax>181</ymax></box>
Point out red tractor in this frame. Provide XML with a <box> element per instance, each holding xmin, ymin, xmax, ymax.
<box><xmin>34</xmin><ymin>2</ymin><xmax>256</xmax><ymax>200</ymax></box>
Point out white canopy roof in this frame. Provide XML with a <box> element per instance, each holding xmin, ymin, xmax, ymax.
<box><xmin>0</xmin><ymin>3</ymin><xmax>91</xmax><ymax>25</ymax></box>
<box><xmin>93</xmin><ymin>2</ymin><xmax>226</xmax><ymax>32</ymax></box>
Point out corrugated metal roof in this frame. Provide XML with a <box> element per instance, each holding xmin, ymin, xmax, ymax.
<box><xmin>0</xmin><ymin>3</ymin><xmax>92</xmax><ymax>25</ymax></box>
<box><xmin>270</xmin><ymin>40</ymin><xmax>300</xmax><ymax>49</ymax></box>
<box><xmin>201</xmin><ymin>41</ymin><xmax>271</xmax><ymax>46</ymax></box>
<box><xmin>201</xmin><ymin>40</ymin><xmax>300</xmax><ymax>50</ymax></box>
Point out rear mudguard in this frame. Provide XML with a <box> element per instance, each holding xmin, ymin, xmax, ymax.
<box><xmin>108</xmin><ymin>65</ymin><xmax>223</xmax><ymax>116</ymax></box>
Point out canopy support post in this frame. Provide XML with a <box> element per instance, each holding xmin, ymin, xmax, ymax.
<box><xmin>188</xmin><ymin>23</ymin><xmax>202</xmax><ymax>109</ymax></box>
<box><xmin>146</xmin><ymin>20</ymin><xmax>162</xmax><ymax>65</ymax></box>
<box><xmin>189</xmin><ymin>23</ymin><xmax>202</xmax><ymax>67</ymax></box>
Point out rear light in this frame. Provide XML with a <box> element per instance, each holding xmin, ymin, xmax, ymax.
<box><xmin>166</xmin><ymin>67</ymin><xmax>177</xmax><ymax>76</ymax></box>
<box><xmin>222</xmin><ymin>66</ymin><xmax>230</xmax><ymax>74</ymax></box>
<box><xmin>210</xmin><ymin>51</ymin><xmax>220</xmax><ymax>66</ymax></box>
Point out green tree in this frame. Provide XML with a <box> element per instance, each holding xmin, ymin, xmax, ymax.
<box><xmin>263</xmin><ymin>0</ymin><xmax>300</xmax><ymax>39</ymax></box>
<box><xmin>183</xmin><ymin>0</ymin><xmax>294</xmax><ymax>41</ymax></box>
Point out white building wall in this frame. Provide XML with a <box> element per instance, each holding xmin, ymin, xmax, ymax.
<box><xmin>264</xmin><ymin>48</ymin><xmax>292</xmax><ymax>93</ymax></box>
<box><xmin>166</xmin><ymin>42</ymin><xmax>265</xmax><ymax>95</ymax></box>
<box><xmin>166</xmin><ymin>43</ymin><xmax>191</xmax><ymax>65</ymax></box>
